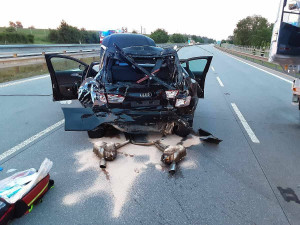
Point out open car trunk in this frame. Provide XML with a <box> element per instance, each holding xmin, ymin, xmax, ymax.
<box><xmin>105</xmin><ymin>56</ymin><xmax>178</xmax><ymax>109</ymax></box>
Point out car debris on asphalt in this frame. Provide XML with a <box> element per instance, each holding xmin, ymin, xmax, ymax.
<box><xmin>93</xmin><ymin>140</ymin><xmax>130</xmax><ymax>168</ymax></box>
<box><xmin>93</xmin><ymin>129</ymin><xmax>222</xmax><ymax>174</ymax></box>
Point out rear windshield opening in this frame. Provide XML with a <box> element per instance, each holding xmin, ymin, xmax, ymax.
<box><xmin>111</xmin><ymin>58</ymin><xmax>176</xmax><ymax>83</ymax></box>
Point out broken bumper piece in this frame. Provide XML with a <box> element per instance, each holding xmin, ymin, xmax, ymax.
<box><xmin>62</xmin><ymin>107</ymin><xmax>189</xmax><ymax>133</ymax></box>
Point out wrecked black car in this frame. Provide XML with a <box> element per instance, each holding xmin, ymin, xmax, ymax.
<box><xmin>45</xmin><ymin>34</ymin><xmax>212</xmax><ymax>138</ymax></box>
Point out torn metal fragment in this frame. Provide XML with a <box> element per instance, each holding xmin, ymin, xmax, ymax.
<box><xmin>93</xmin><ymin>140</ymin><xmax>130</xmax><ymax>168</ymax></box>
<box><xmin>198</xmin><ymin>129</ymin><xmax>222</xmax><ymax>144</ymax></box>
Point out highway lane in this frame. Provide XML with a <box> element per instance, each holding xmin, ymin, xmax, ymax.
<box><xmin>0</xmin><ymin>76</ymin><xmax>64</xmax><ymax>160</ymax></box>
<box><xmin>210</xmin><ymin>46</ymin><xmax>300</xmax><ymax>224</ymax></box>
<box><xmin>0</xmin><ymin>45</ymin><xmax>299</xmax><ymax>224</ymax></box>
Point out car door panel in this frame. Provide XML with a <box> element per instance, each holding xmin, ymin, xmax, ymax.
<box><xmin>180</xmin><ymin>56</ymin><xmax>212</xmax><ymax>98</ymax></box>
<box><xmin>45</xmin><ymin>54</ymin><xmax>88</xmax><ymax>101</ymax></box>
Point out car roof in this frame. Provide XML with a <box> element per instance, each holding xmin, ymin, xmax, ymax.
<box><xmin>102</xmin><ymin>34</ymin><xmax>156</xmax><ymax>50</ymax></box>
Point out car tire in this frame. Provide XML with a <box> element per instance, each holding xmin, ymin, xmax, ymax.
<box><xmin>173</xmin><ymin>124</ymin><xmax>191</xmax><ymax>137</ymax></box>
<box><xmin>87</xmin><ymin>126</ymin><xmax>106</xmax><ymax>139</ymax></box>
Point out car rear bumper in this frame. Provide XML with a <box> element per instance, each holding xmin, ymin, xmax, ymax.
<box><xmin>62</xmin><ymin>107</ymin><xmax>193</xmax><ymax>132</ymax></box>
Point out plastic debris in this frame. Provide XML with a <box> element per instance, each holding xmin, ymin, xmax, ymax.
<box><xmin>198</xmin><ymin>129</ymin><xmax>222</xmax><ymax>144</ymax></box>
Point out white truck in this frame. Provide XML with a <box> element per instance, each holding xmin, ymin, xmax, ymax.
<box><xmin>269</xmin><ymin>0</ymin><xmax>300</xmax><ymax>109</ymax></box>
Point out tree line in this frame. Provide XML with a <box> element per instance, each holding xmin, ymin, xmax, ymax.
<box><xmin>1</xmin><ymin>20</ymin><xmax>215</xmax><ymax>45</ymax></box>
<box><xmin>223</xmin><ymin>15</ymin><xmax>273</xmax><ymax>48</ymax></box>
<box><xmin>48</xmin><ymin>21</ymin><xmax>98</xmax><ymax>44</ymax></box>
<box><xmin>149</xmin><ymin>28</ymin><xmax>215</xmax><ymax>44</ymax></box>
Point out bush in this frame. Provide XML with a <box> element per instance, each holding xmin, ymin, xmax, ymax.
<box><xmin>47</xmin><ymin>21</ymin><xmax>99</xmax><ymax>44</ymax></box>
<box><xmin>150</xmin><ymin>29</ymin><xmax>169</xmax><ymax>43</ymax></box>
<box><xmin>191</xmin><ymin>35</ymin><xmax>204</xmax><ymax>43</ymax></box>
<box><xmin>0</xmin><ymin>32</ymin><xmax>34</xmax><ymax>44</ymax></box>
<box><xmin>169</xmin><ymin>33</ymin><xmax>187</xmax><ymax>43</ymax></box>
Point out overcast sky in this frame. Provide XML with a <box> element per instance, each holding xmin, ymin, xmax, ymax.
<box><xmin>0</xmin><ymin>0</ymin><xmax>281</xmax><ymax>40</ymax></box>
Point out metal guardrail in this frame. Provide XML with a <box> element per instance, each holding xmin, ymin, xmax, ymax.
<box><xmin>0</xmin><ymin>43</ymin><xmax>194</xmax><ymax>69</ymax></box>
<box><xmin>0</xmin><ymin>43</ymin><xmax>185</xmax><ymax>59</ymax></box>
<box><xmin>220</xmin><ymin>43</ymin><xmax>270</xmax><ymax>58</ymax></box>
<box><xmin>0</xmin><ymin>44</ymin><xmax>101</xmax><ymax>59</ymax></box>
<box><xmin>214</xmin><ymin>45</ymin><xmax>297</xmax><ymax>76</ymax></box>
<box><xmin>0</xmin><ymin>51</ymin><xmax>100</xmax><ymax>69</ymax></box>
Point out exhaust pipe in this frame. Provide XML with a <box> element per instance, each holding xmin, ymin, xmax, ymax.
<box><xmin>169</xmin><ymin>161</ymin><xmax>176</xmax><ymax>173</ymax></box>
<box><xmin>99</xmin><ymin>158</ymin><xmax>107</xmax><ymax>168</ymax></box>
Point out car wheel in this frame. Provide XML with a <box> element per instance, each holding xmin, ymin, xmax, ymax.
<box><xmin>173</xmin><ymin>124</ymin><xmax>191</xmax><ymax>137</ymax></box>
<box><xmin>87</xmin><ymin>126</ymin><xmax>106</xmax><ymax>139</ymax></box>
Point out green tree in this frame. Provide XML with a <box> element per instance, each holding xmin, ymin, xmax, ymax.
<box><xmin>5</xmin><ymin>27</ymin><xmax>16</xmax><ymax>33</ymax></box>
<box><xmin>191</xmin><ymin>35</ymin><xmax>204</xmax><ymax>43</ymax></box>
<box><xmin>48</xmin><ymin>21</ymin><xmax>99</xmax><ymax>44</ymax></box>
<box><xmin>56</xmin><ymin>20</ymin><xmax>81</xmax><ymax>43</ymax></box>
<box><xmin>48</xmin><ymin>29</ymin><xmax>59</xmax><ymax>42</ymax></box>
<box><xmin>169</xmin><ymin>33</ymin><xmax>187</xmax><ymax>43</ymax></box>
<box><xmin>150</xmin><ymin>29</ymin><xmax>169</xmax><ymax>43</ymax></box>
<box><xmin>233</xmin><ymin>15</ymin><xmax>273</xmax><ymax>47</ymax></box>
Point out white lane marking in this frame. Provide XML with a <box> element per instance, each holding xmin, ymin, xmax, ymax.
<box><xmin>0</xmin><ymin>119</ymin><xmax>64</xmax><ymax>161</ymax></box>
<box><xmin>216</xmin><ymin>76</ymin><xmax>224</xmax><ymax>87</ymax></box>
<box><xmin>211</xmin><ymin>66</ymin><xmax>215</xmax><ymax>71</ymax></box>
<box><xmin>219</xmin><ymin>50</ymin><xmax>293</xmax><ymax>84</ymax></box>
<box><xmin>231</xmin><ymin>103</ymin><xmax>260</xmax><ymax>143</ymax></box>
<box><xmin>0</xmin><ymin>75</ymin><xmax>49</xmax><ymax>88</ymax></box>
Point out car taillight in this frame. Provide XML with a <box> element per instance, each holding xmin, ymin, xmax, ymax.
<box><xmin>165</xmin><ymin>90</ymin><xmax>179</xmax><ymax>99</ymax></box>
<box><xmin>175</xmin><ymin>96</ymin><xmax>191</xmax><ymax>107</ymax></box>
<box><xmin>107</xmin><ymin>94</ymin><xmax>125</xmax><ymax>103</ymax></box>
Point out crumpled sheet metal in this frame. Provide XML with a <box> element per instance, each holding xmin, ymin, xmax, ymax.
<box><xmin>62</xmin><ymin>107</ymin><xmax>133</xmax><ymax>131</ymax></box>
<box><xmin>62</xmin><ymin>107</ymin><xmax>180</xmax><ymax>134</ymax></box>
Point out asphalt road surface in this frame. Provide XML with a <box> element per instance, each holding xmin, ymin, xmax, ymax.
<box><xmin>0</xmin><ymin>45</ymin><xmax>300</xmax><ymax>225</ymax></box>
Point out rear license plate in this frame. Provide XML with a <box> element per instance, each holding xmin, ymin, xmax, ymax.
<box><xmin>131</xmin><ymin>100</ymin><xmax>160</xmax><ymax>107</ymax></box>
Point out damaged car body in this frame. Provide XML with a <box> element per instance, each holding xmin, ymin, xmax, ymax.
<box><xmin>45</xmin><ymin>34</ymin><xmax>212</xmax><ymax>138</ymax></box>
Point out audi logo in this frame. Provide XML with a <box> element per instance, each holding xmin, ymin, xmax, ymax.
<box><xmin>140</xmin><ymin>92</ymin><xmax>152</xmax><ymax>97</ymax></box>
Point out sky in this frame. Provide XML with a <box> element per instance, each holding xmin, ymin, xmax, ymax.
<box><xmin>0</xmin><ymin>0</ymin><xmax>281</xmax><ymax>40</ymax></box>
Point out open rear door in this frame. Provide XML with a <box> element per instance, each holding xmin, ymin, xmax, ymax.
<box><xmin>180</xmin><ymin>56</ymin><xmax>212</xmax><ymax>98</ymax></box>
<box><xmin>45</xmin><ymin>54</ymin><xmax>89</xmax><ymax>101</ymax></box>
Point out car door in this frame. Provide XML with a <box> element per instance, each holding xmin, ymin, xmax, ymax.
<box><xmin>45</xmin><ymin>54</ymin><xmax>89</xmax><ymax>101</ymax></box>
<box><xmin>180</xmin><ymin>56</ymin><xmax>213</xmax><ymax>98</ymax></box>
